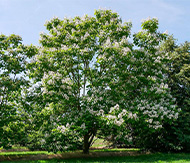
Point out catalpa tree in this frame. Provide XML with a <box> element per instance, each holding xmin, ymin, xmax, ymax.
<box><xmin>29</xmin><ymin>9</ymin><xmax>179</xmax><ymax>153</ymax></box>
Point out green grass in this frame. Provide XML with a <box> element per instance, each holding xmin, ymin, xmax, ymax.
<box><xmin>91</xmin><ymin>148</ymin><xmax>140</xmax><ymax>152</ymax></box>
<box><xmin>1</xmin><ymin>153</ymin><xmax>190</xmax><ymax>163</ymax></box>
<box><xmin>91</xmin><ymin>138</ymin><xmax>110</xmax><ymax>148</ymax></box>
<box><xmin>10</xmin><ymin>146</ymin><xmax>28</xmax><ymax>150</ymax></box>
<box><xmin>0</xmin><ymin>148</ymin><xmax>138</xmax><ymax>156</ymax></box>
<box><xmin>0</xmin><ymin>151</ymin><xmax>52</xmax><ymax>156</ymax></box>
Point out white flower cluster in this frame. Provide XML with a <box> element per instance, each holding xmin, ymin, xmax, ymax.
<box><xmin>81</xmin><ymin>32</ymin><xmax>90</xmax><ymax>41</ymax></box>
<box><xmin>103</xmin><ymin>36</ymin><xmax>129</xmax><ymax>50</ymax></box>
<box><xmin>135</xmin><ymin>96</ymin><xmax>179</xmax><ymax>129</ymax></box>
<box><xmin>109</xmin><ymin>104</ymin><xmax>119</xmax><ymax>113</ymax></box>
<box><xmin>114</xmin><ymin>118</ymin><xmax>124</xmax><ymax>126</ymax></box>
<box><xmin>107</xmin><ymin>105</ymin><xmax>138</xmax><ymax>126</ymax></box>
<box><xmin>42</xmin><ymin>71</ymin><xmax>72</xmax><ymax>86</ymax></box>
<box><xmin>57</xmin><ymin>125</ymin><xmax>66</xmax><ymax>133</ymax></box>
<box><xmin>41</xmin><ymin>71</ymin><xmax>74</xmax><ymax>100</ymax></box>
<box><xmin>127</xmin><ymin>112</ymin><xmax>138</xmax><ymax>120</ymax></box>
<box><xmin>148</xmin><ymin>82</ymin><xmax>169</xmax><ymax>94</ymax></box>
<box><xmin>61</xmin><ymin>45</ymin><xmax>69</xmax><ymax>51</ymax></box>
<box><xmin>141</xmin><ymin>17</ymin><xmax>158</xmax><ymax>23</ymax></box>
<box><xmin>107</xmin><ymin>115</ymin><xmax>117</xmax><ymax>120</ymax></box>
<box><xmin>118</xmin><ymin>109</ymin><xmax>127</xmax><ymax>118</ymax></box>
<box><xmin>122</xmin><ymin>47</ymin><xmax>131</xmax><ymax>56</ymax></box>
<box><xmin>104</xmin><ymin>37</ymin><xmax>112</xmax><ymax>48</ymax></box>
<box><xmin>81</xmin><ymin>123</ymin><xmax>86</xmax><ymax>130</ymax></box>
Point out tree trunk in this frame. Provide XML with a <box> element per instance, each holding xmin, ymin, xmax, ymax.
<box><xmin>83</xmin><ymin>134</ymin><xmax>90</xmax><ymax>154</ymax></box>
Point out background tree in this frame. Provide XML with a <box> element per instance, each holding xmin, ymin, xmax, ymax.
<box><xmin>157</xmin><ymin>36</ymin><xmax>190</xmax><ymax>152</ymax></box>
<box><xmin>0</xmin><ymin>34</ymin><xmax>37</xmax><ymax>148</ymax></box>
<box><xmin>115</xmin><ymin>18</ymin><xmax>180</xmax><ymax>149</ymax></box>
<box><xmin>134</xmin><ymin>35</ymin><xmax>190</xmax><ymax>152</ymax></box>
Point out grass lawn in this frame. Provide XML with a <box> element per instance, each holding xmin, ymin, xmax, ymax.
<box><xmin>91</xmin><ymin>138</ymin><xmax>110</xmax><ymax>148</ymax></box>
<box><xmin>0</xmin><ymin>150</ymin><xmax>190</xmax><ymax>163</ymax></box>
<box><xmin>0</xmin><ymin>151</ymin><xmax>52</xmax><ymax>156</ymax></box>
<box><xmin>55</xmin><ymin>153</ymin><xmax>190</xmax><ymax>163</ymax></box>
<box><xmin>0</xmin><ymin>141</ymin><xmax>189</xmax><ymax>163</ymax></box>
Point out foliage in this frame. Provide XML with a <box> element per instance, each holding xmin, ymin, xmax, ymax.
<box><xmin>158</xmin><ymin>36</ymin><xmax>190</xmax><ymax>152</ymax></box>
<box><xmin>134</xmin><ymin>36</ymin><xmax>190</xmax><ymax>152</ymax></box>
<box><xmin>172</xmin><ymin>41</ymin><xmax>190</xmax><ymax>152</ymax></box>
<box><xmin>1</xmin><ymin>9</ymin><xmax>188</xmax><ymax>154</ymax></box>
<box><xmin>28</xmin><ymin>10</ymin><xmax>179</xmax><ymax>153</ymax></box>
<box><xmin>0</xmin><ymin>34</ymin><xmax>37</xmax><ymax>148</ymax></box>
<box><xmin>126</xmin><ymin>20</ymin><xmax>177</xmax><ymax>150</ymax></box>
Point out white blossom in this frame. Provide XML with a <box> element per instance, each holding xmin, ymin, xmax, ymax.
<box><xmin>57</xmin><ymin>125</ymin><xmax>66</xmax><ymax>133</ymax></box>
<box><xmin>81</xmin><ymin>123</ymin><xmax>86</xmax><ymax>130</ymax></box>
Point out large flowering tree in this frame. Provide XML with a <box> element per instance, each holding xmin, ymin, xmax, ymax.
<box><xmin>29</xmin><ymin>9</ymin><xmax>179</xmax><ymax>153</ymax></box>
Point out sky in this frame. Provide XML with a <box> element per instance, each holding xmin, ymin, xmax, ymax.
<box><xmin>0</xmin><ymin>0</ymin><xmax>190</xmax><ymax>45</ymax></box>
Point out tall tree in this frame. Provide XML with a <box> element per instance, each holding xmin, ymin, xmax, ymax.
<box><xmin>29</xmin><ymin>10</ymin><xmax>179</xmax><ymax>153</ymax></box>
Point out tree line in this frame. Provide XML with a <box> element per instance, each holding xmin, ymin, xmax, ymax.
<box><xmin>0</xmin><ymin>9</ymin><xmax>189</xmax><ymax>154</ymax></box>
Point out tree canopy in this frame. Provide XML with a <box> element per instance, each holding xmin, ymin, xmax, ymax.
<box><xmin>0</xmin><ymin>34</ymin><xmax>37</xmax><ymax>148</ymax></box>
<box><xmin>27</xmin><ymin>9</ymin><xmax>179</xmax><ymax>153</ymax></box>
<box><xmin>0</xmin><ymin>9</ymin><xmax>188</xmax><ymax>154</ymax></box>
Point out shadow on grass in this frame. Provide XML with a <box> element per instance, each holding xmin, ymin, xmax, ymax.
<box><xmin>90</xmin><ymin>148</ymin><xmax>140</xmax><ymax>152</ymax></box>
<box><xmin>53</xmin><ymin>153</ymin><xmax>190</xmax><ymax>163</ymax></box>
<box><xmin>2</xmin><ymin>153</ymin><xmax>190</xmax><ymax>163</ymax></box>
